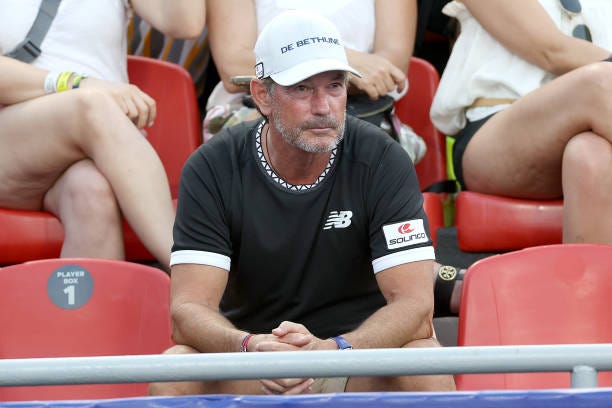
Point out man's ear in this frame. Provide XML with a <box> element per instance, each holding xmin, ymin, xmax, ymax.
<box><xmin>250</xmin><ymin>79</ymin><xmax>273</xmax><ymax>116</ymax></box>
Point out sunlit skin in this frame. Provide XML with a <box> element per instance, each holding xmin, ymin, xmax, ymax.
<box><xmin>254</xmin><ymin>71</ymin><xmax>348</xmax><ymax>185</ymax></box>
<box><xmin>271</xmin><ymin>71</ymin><xmax>347</xmax><ymax>153</ymax></box>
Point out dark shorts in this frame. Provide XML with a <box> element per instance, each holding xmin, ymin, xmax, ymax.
<box><xmin>452</xmin><ymin>113</ymin><xmax>496</xmax><ymax>190</ymax></box>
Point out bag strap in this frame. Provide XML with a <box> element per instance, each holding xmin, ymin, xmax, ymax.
<box><xmin>5</xmin><ymin>0</ymin><xmax>62</xmax><ymax>63</ymax></box>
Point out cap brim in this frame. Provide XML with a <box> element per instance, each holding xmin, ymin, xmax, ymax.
<box><xmin>270</xmin><ymin>58</ymin><xmax>362</xmax><ymax>86</ymax></box>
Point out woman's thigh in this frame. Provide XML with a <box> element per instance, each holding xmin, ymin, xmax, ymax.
<box><xmin>0</xmin><ymin>92</ymin><xmax>98</xmax><ymax>209</ymax></box>
<box><xmin>461</xmin><ymin>62</ymin><xmax>612</xmax><ymax>198</ymax></box>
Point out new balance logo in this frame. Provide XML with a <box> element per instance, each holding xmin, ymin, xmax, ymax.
<box><xmin>323</xmin><ymin>210</ymin><xmax>353</xmax><ymax>230</ymax></box>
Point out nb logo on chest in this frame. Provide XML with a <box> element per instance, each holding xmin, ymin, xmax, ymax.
<box><xmin>323</xmin><ymin>210</ymin><xmax>353</xmax><ymax>230</ymax></box>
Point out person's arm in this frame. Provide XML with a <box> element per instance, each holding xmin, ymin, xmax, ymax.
<box><xmin>260</xmin><ymin>260</ymin><xmax>435</xmax><ymax>352</ymax></box>
<box><xmin>171</xmin><ymin>262</ymin><xmax>302</xmax><ymax>352</ymax></box>
<box><xmin>131</xmin><ymin>0</ymin><xmax>206</xmax><ymax>39</ymax></box>
<box><xmin>372</xmin><ymin>0</ymin><xmax>416</xmax><ymax>73</ymax></box>
<box><xmin>339</xmin><ymin>260</ymin><xmax>435</xmax><ymax>348</ymax></box>
<box><xmin>462</xmin><ymin>0</ymin><xmax>610</xmax><ymax>76</ymax></box>
<box><xmin>0</xmin><ymin>57</ymin><xmax>155</xmax><ymax>128</ymax></box>
<box><xmin>345</xmin><ymin>0</ymin><xmax>416</xmax><ymax>99</ymax></box>
<box><xmin>0</xmin><ymin>56</ymin><xmax>47</xmax><ymax>105</ymax></box>
<box><xmin>206</xmin><ymin>0</ymin><xmax>258</xmax><ymax>94</ymax></box>
<box><xmin>170</xmin><ymin>263</ymin><xmax>249</xmax><ymax>353</ymax></box>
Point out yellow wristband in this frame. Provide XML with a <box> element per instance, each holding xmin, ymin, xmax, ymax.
<box><xmin>56</xmin><ymin>71</ymin><xmax>74</xmax><ymax>92</ymax></box>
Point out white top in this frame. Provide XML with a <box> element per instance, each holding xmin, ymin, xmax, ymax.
<box><xmin>206</xmin><ymin>0</ymin><xmax>392</xmax><ymax>109</ymax></box>
<box><xmin>430</xmin><ymin>0</ymin><xmax>612</xmax><ymax>136</ymax></box>
<box><xmin>256</xmin><ymin>0</ymin><xmax>375</xmax><ymax>53</ymax></box>
<box><xmin>0</xmin><ymin>0</ymin><xmax>131</xmax><ymax>82</ymax></box>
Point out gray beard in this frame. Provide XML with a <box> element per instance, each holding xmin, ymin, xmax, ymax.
<box><xmin>271</xmin><ymin>110</ymin><xmax>346</xmax><ymax>153</ymax></box>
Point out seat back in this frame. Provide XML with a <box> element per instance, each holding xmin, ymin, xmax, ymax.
<box><xmin>0</xmin><ymin>258</ymin><xmax>172</xmax><ymax>401</ymax></box>
<box><xmin>456</xmin><ymin>244</ymin><xmax>612</xmax><ymax>390</ymax></box>
<box><xmin>422</xmin><ymin>192</ymin><xmax>443</xmax><ymax>246</ymax></box>
<box><xmin>394</xmin><ymin>57</ymin><xmax>446</xmax><ymax>191</ymax></box>
<box><xmin>0</xmin><ymin>56</ymin><xmax>200</xmax><ymax>264</ymax></box>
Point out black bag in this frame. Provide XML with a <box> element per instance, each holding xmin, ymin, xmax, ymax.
<box><xmin>346</xmin><ymin>94</ymin><xmax>397</xmax><ymax>140</ymax></box>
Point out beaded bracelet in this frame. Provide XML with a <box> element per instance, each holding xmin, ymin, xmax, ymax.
<box><xmin>240</xmin><ymin>333</ymin><xmax>255</xmax><ymax>352</ymax></box>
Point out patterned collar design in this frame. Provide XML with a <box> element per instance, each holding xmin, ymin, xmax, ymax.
<box><xmin>256</xmin><ymin>121</ymin><xmax>337</xmax><ymax>191</ymax></box>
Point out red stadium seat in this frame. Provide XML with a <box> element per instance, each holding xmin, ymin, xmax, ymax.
<box><xmin>456</xmin><ymin>244</ymin><xmax>612</xmax><ymax>390</ymax></box>
<box><xmin>0</xmin><ymin>56</ymin><xmax>201</xmax><ymax>264</ymax></box>
<box><xmin>0</xmin><ymin>258</ymin><xmax>172</xmax><ymax>401</ymax></box>
<box><xmin>422</xmin><ymin>192</ymin><xmax>444</xmax><ymax>247</ymax></box>
<box><xmin>454</xmin><ymin>191</ymin><xmax>563</xmax><ymax>252</ymax></box>
<box><xmin>395</xmin><ymin>57</ymin><xmax>447</xmax><ymax>192</ymax></box>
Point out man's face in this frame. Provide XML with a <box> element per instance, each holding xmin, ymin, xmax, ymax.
<box><xmin>269</xmin><ymin>71</ymin><xmax>347</xmax><ymax>153</ymax></box>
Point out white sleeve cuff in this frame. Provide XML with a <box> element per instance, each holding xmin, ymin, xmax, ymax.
<box><xmin>371</xmin><ymin>246</ymin><xmax>435</xmax><ymax>274</ymax></box>
<box><xmin>170</xmin><ymin>250</ymin><xmax>231</xmax><ymax>270</ymax></box>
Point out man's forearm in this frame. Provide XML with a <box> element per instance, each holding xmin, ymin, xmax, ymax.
<box><xmin>340</xmin><ymin>295</ymin><xmax>433</xmax><ymax>350</ymax></box>
<box><xmin>171</xmin><ymin>302</ymin><xmax>247</xmax><ymax>353</ymax></box>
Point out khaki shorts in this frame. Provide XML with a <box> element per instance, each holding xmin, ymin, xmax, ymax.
<box><xmin>310</xmin><ymin>377</ymin><xmax>349</xmax><ymax>393</ymax></box>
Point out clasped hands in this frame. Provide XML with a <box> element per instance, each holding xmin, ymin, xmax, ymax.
<box><xmin>246</xmin><ymin>321</ymin><xmax>339</xmax><ymax>395</ymax></box>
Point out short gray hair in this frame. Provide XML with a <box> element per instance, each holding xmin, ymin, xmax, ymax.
<box><xmin>261</xmin><ymin>71</ymin><xmax>350</xmax><ymax>95</ymax></box>
<box><xmin>256</xmin><ymin>72</ymin><xmax>350</xmax><ymax>117</ymax></box>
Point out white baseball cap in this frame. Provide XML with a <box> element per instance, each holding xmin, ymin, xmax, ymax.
<box><xmin>254</xmin><ymin>10</ymin><xmax>361</xmax><ymax>86</ymax></box>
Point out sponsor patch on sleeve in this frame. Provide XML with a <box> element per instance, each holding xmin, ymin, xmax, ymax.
<box><xmin>382</xmin><ymin>219</ymin><xmax>429</xmax><ymax>250</ymax></box>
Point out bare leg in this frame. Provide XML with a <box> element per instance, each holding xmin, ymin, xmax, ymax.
<box><xmin>562</xmin><ymin>133</ymin><xmax>612</xmax><ymax>244</ymax></box>
<box><xmin>0</xmin><ymin>89</ymin><xmax>174</xmax><ymax>268</ymax></box>
<box><xmin>345</xmin><ymin>336</ymin><xmax>456</xmax><ymax>392</ymax></box>
<box><xmin>43</xmin><ymin>160</ymin><xmax>124</xmax><ymax>259</ymax></box>
<box><xmin>149</xmin><ymin>335</ymin><xmax>456</xmax><ymax>396</ymax></box>
<box><xmin>460</xmin><ymin>62</ymin><xmax>612</xmax><ymax>244</ymax></box>
<box><xmin>462</xmin><ymin>62</ymin><xmax>612</xmax><ymax>197</ymax></box>
<box><xmin>148</xmin><ymin>345</ymin><xmax>263</xmax><ymax>396</ymax></box>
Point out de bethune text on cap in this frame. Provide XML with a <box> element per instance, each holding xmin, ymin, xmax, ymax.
<box><xmin>254</xmin><ymin>9</ymin><xmax>362</xmax><ymax>86</ymax></box>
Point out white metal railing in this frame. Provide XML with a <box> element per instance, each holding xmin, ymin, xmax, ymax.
<box><xmin>1</xmin><ymin>344</ymin><xmax>612</xmax><ymax>389</ymax></box>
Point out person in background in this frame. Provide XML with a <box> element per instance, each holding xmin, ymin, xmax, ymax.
<box><xmin>128</xmin><ymin>13</ymin><xmax>212</xmax><ymax>109</ymax></box>
<box><xmin>149</xmin><ymin>10</ymin><xmax>456</xmax><ymax>396</ymax></box>
<box><xmin>0</xmin><ymin>0</ymin><xmax>206</xmax><ymax>270</ymax></box>
<box><xmin>431</xmin><ymin>0</ymin><xmax>612</xmax><ymax>246</ymax></box>
<box><xmin>202</xmin><ymin>0</ymin><xmax>427</xmax><ymax>164</ymax></box>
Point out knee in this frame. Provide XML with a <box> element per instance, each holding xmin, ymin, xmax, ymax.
<box><xmin>60</xmin><ymin>166</ymin><xmax>120</xmax><ymax>223</ymax></box>
<box><xmin>69</xmin><ymin>89</ymin><xmax>126</xmax><ymax>134</ymax></box>
<box><xmin>148</xmin><ymin>344</ymin><xmax>203</xmax><ymax>397</ymax></box>
<box><xmin>563</xmin><ymin>132</ymin><xmax>612</xmax><ymax>183</ymax></box>
<box><xmin>402</xmin><ymin>336</ymin><xmax>442</xmax><ymax>350</ymax></box>
<box><xmin>575</xmin><ymin>62</ymin><xmax>612</xmax><ymax>108</ymax></box>
<box><xmin>161</xmin><ymin>344</ymin><xmax>200</xmax><ymax>355</ymax></box>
